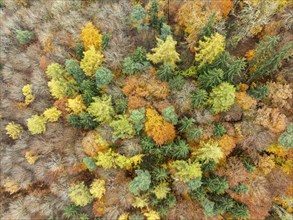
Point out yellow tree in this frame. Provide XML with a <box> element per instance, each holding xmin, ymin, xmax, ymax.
<box><xmin>195</xmin><ymin>33</ymin><xmax>225</xmax><ymax>68</ymax></box>
<box><xmin>147</xmin><ymin>35</ymin><xmax>180</xmax><ymax>68</ymax></box>
<box><xmin>80</xmin><ymin>46</ymin><xmax>104</xmax><ymax>77</ymax></box>
<box><xmin>80</xmin><ymin>22</ymin><xmax>103</xmax><ymax>50</ymax></box>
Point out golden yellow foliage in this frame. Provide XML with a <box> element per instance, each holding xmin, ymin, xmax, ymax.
<box><xmin>90</xmin><ymin>179</ymin><xmax>106</xmax><ymax>199</ymax></box>
<box><xmin>236</xmin><ymin>92</ymin><xmax>257</xmax><ymax>110</ymax></box>
<box><xmin>80</xmin><ymin>46</ymin><xmax>104</xmax><ymax>77</ymax></box>
<box><xmin>144</xmin><ymin>108</ymin><xmax>176</xmax><ymax>145</ymax></box>
<box><xmin>22</xmin><ymin>84</ymin><xmax>35</xmax><ymax>106</ymax></box>
<box><xmin>257</xmin><ymin>155</ymin><xmax>275</xmax><ymax>175</ymax></box>
<box><xmin>266</xmin><ymin>144</ymin><xmax>287</xmax><ymax>158</ymax></box>
<box><xmin>43</xmin><ymin>107</ymin><xmax>62</xmax><ymax>122</ymax></box>
<box><xmin>27</xmin><ymin>115</ymin><xmax>47</xmax><ymax>135</ymax></box>
<box><xmin>80</xmin><ymin>22</ymin><xmax>102</xmax><ymax>51</ymax></box>
<box><xmin>66</xmin><ymin>95</ymin><xmax>86</xmax><ymax>114</ymax></box>
<box><xmin>217</xmin><ymin>134</ymin><xmax>236</xmax><ymax>157</ymax></box>
<box><xmin>25</xmin><ymin>151</ymin><xmax>39</xmax><ymax>165</ymax></box>
<box><xmin>147</xmin><ymin>36</ymin><xmax>180</xmax><ymax>67</ymax></box>
<box><xmin>4</xmin><ymin>178</ymin><xmax>20</xmax><ymax>194</ymax></box>
<box><xmin>5</xmin><ymin>122</ymin><xmax>23</xmax><ymax>140</ymax></box>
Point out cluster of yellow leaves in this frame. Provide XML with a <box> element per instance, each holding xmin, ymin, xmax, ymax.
<box><xmin>21</xmin><ymin>84</ymin><xmax>35</xmax><ymax>106</ymax></box>
<box><xmin>236</xmin><ymin>92</ymin><xmax>257</xmax><ymax>110</ymax></box>
<box><xmin>80</xmin><ymin>22</ymin><xmax>102</xmax><ymax>51</ymax></box>
<box><xmin>27</xmin><ymin>115</ymin><xmax>47</xmax><ymax>135</ymax></box>
<box><xmin>217</xmin><ymin>134</ymin><xmax>236</xmax><ymax>157</ymax></box>
<box><xmin>193</xmin><ymin>140</ymin><xmax>224</xmax><ymax>164</ymax></box>
<box><xmin>143</xmin><ymin>209</ymin><xmax>160</xmax><ymax>220</ymax></box>
<box><xmin>90</xmin><ymin>179</ymin><xmax>106</xmax><ymax>199</ymax></box>
<box><xmin>66</xmin><ymin>95</ymin><xmax>86</xmax><ymax>114</ymax></box>
<box><xmin>144</xmin><ymin>108</ymin><xmax>176</xmax><ymax>145</ymax></box>
<box><xmin>256</xmin><ymin>155</ymin><xmax>275</xmax><ymax>175</ymax></box>
<box><xmin>69</xmin><ymin>182</ymin><xmax>93</xmax><ymax>207</ymax></box>
<box><xmin>245</xmin><ymin>49</ymin><xmax>255</xmax><ymax>61</ymax></box>
<box><xmin>80</xmin><ymin>46</ymin><xmax>104</xmax><ymax>77</ymax></box>
<box><xmin>95</xmin><ymin>150</ymin><xmax>144</xmax><ymax>170</ymax></box>
<box><xmin>195</xmin><ymin>33</ymin><xmax>226</xmax><ymax>68</ymax></box>
<box><xmin>25</xmin><ymin>151</ymin><xmax>39</xmax><ymax>165</ymax></box>
<box><xmin>152</xmin><ymin>182</ymin><xmax>170</xmax><ymax>199</ymax></box>
<box><xmin>43</xmin><ymin>107</ymin><xmax>62</xmax><ymax>122</ymax></box>
<box><xmin>255</xmin><ymin>107</ymin><xmax>287</xmax><ymax>133</ymax></box>
<box><xmin>147</xmin><ymin>36</ymin><xmax>180</xmax><ymax>68</ymax></box>
<box><xmin>3</xmin><ymin>178</ymin><xmax>20</xmax><ymax>194</ymax></box>
<box><xmin>266</xmin><ymin>144</ymin><xmax>287</xmax><ymax>158</ymax></box>
<box><xmin>273</xmin><ymin>197</ymin><xmax>293</xmax><ymax>214</ymax></box>
<box><xmin>5</xmin><ymin>122</ymin><xmax>23</xmax><ymax>140</ymax></box>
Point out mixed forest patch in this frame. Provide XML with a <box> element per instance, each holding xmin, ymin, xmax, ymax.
<box><xmin>0</xmin><ymin>0</ymin><xmax>292</xmax><ymax>219</ymax></box>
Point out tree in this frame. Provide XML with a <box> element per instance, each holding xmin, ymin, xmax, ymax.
<box><xmin>162</xmin><ymin>106</ymin><xmax>178</xmax><ymax>125</ymax></box>
<box><xmin>278</xmin><ymin>124</ymin><xmax>293</xmax><ymax>149</ymax></box>
<box><xmin>110</xmin><ymin>115</ymin><xmax>135</xmax><ymax>141</ymax></box>
<box><xmin>67</xmin><ymin>113</ymin><xmax>98</xmax><ymax>130</ymax></box>
<box><xmin>95</xmin><ymin>67</ymin><xmax>114</xmax><ymax>88</ymax></box>
<box><xmin>171</xmin><ymin>160</ymin><xmax>202</xmax><ymax>183</ymax></box>
<box><xmin>190</xmin><ymin>89</ymin><xmax>208</xmax><ymax>108</ymax></box>
<box><xmin>213</xmin><ymin>122</ymin><xmax>226</xmax><ymax>137</ymax></box>
<box><xmin>130</xmin><ymin>108</ymin><xmax>145</xmax><ymax>133</ymax></box>
<box><xmin>69</xmin><ymin>182</ymin><xmax>93</xmax><ymax>207</ymax></box>
<box><xmin>248</xmin><ymin>36</ymin><xmax>293</xmax><ymax>83</ymax></box>
<box><xmin>157</xmin><ymin>64</ymin><xmax>175</xmax><ymax>81</ymax></box>
<box><xmin>80</xmin><ymin>46</ymin><xmax>104</xmax><ymax>77</ymax></box>
<box><xmin>144</xmin><ymin>108</ymin><xmax>176</xmax><ymax>145</ymax></box>
<box><xmin>66</xmin><ymin>95</ymin><xmax>86</xmax><ymax>114</ymax></box>
<box><xmin>248</xmin><ymin>85</ymin><xmax>269</xmax><ymax>101</ymax></box>
<box><xmin>87</xmin><ymin>95</ymin><xmax>114</xmax><ymax>123</ymax></box>
<box><xmin>160</xmin><ymin>23</ymin><xmax>172</xmax><ymax>41</ymax></box>
<box><xmin>152</xmin><ymin>182</ymin><xmax>170</xmax><ymax>199</ymax></box>
<box><xmin>195</xmin><ymin>33</ymin><xmax>226</xmax><ymax>68</ymax></box>
<box><xmin>16</xmin><ymin>29</ymin><xmax>33</xmax><ymax>45</ymax></box>
<box><xmin>122</xmin><ymin>47</ymin><xmax>150</xmax><ymax>75</ymax></box>
<box><xmin>180</xmin><ymin>65</ymin><xmax>197</xmax><ymax>77</ymax></box>
<box><xmin>83</xmin><ymin>157</ymin><xmax>96</xmax><ymax>171</ymax></box>
<box><xmin>5</xmin><ymin>122</ymin><xmax>23</xmax><ymax>140</ymax></box>
<box><xmin>43</xmin><ymin>107</ymin><xmax>62</xmax><ymax>122</ymax></box>
<box><xmin>89</xmin><ymin>179</ymin><xmax>106</xmax><ymax>199</ymax></box>
<box><xmin>130</xmin><ymin>4</ymin><xmax>147</xmax><ymax>30</ymax></box>
<box><xmin>147</xmin><ymin>35</ymin><xmax>180</xmax><ymax>68</ymax></box>
<box><xmin>80</xmin><ymin>22</ymin><xmax>102</xmax><ymax>50</ymax></box>
<box><xmin>27</xmin><ymin>115</ymin><xmax>47</xmax><ymax>135</ymax></box>
<box><xmin>198</xmin><ymin>68</ymin><xmax>224</xmax><ymax>89</ymax></box>
<box><xmin>128</xmin><ymin>170</ymin><xmax>151</xmax><ymax>195</ymax></box>
<box><xmin>194</xmin><ymin>140</ymin><xmax>224</xmax><ymax>164</ymax></box>
<box><xmin>22</xmin><ymin>84</ymin><xmax>35</xmax><ymax>106</ymax></box>
<box><xmin>208</xmin><ymin>82</ymin><xmax>236</xmax><ymax>114</ymax></box>
<box><xmin>198</xmin><ymin>13</ymin><xmax>216</xmax><ymax>41</ymax></box>
<box><xmin>203</xmin><ymin>176</ymin><xmax>229</xmax><ymax>194</ymax></box>
<box><xmin>163</xmin><ymin>138</ymin><xmax>190</xmax><ymax>159</ymax></box>
<box><xmin>65</xmin><ymin>59</ymin><xmax>86</xmax><ymax>84</ymax></box>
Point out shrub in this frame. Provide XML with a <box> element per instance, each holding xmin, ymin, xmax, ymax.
<box><xmin>110</xmin><ymin>115</ymin><xmax>135</xmax><ymax>141</ymax></box>
<box><xmin>208</xmin><ymin>82</ymin><xmax>236</xmax><ymax>114</ymax></box>
<box><xmin>80</xmin><ymin>46</ymin><xmax>104</xmax><ymax>77</ymax></box>
<box><xmin>43</xmin><ymin>107</ymin><xmax>62</xmax><ymax>122</ymax></box>
<box><xmin>87</xmin><ymin>95</ymin><xmax>114</xmax><ymax>123</ymax></box>
<box><xmin>5</xmin><ymin>122</ymin><xmax>23</xmax><ymax>140</ymax></box>
<box><xmin>95</xmin><ymin>67</ymin><xmax>114</xmax><ymax>88</ymax></box>
<box><xmin>80</xmin><ymin>22</ymin><xmax>102</xmax><ymax>50</ymax></box>
<box><xmin>27</xmin><ymin>115</ymin><xmax>47</xmax><ymax>135</ymax></box>
<box><xmin>147</xmin><ymin>35</ymin><xmax>180</xmax><ymax>68</ymax></box>
<box><xmin>128</xmin><ymin>170</ymin><xmax>151</xmax><ymax>195</ymax></box>
<box><xmin>69</xmin><ymin>182</ymin><xmax>93</xmax><ymax>207</ymax></box>
<box><xmin>89</xmin><ymin>179</ymin><xmax>106</xmax><ymax>199</ymax></box>
<box><xmin>16</xmin><ymin>29</ymin><xmax>33</xmax><ymax>45</ymax></box>
<box><xmin>195</xmin><ymin>33</ymin><xmax>225</xmax><ymax>68</ymax></box>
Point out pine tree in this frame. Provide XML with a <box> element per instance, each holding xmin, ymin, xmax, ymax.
<box><xmin>248</xmin><ymin>84</ymin><xmax>269</xmax><ymax>100</ymax></box>
<box><xmin>130</xmin><ymin>4</ymin><xmax>147</xmax><ymax>30</ymax></box>
<box><xmin>122</xmin><ymin>47</ymin><xmax>150</xmax><ymax>75</ymax></box>
<box><xmin>156</xmin><ymin>64</ymin><xmax>175</xmax><ymax>81</ymax></box>
<box><xmin>195</xmin><ymin>33</ymin><xmax>226</xmax><ymax>68</ymax></box>
<box><xmin>162</xmin><ymin>106</ymin><xmax>178</xmax><ymax>125</ymax></box>
<box><xmin>160</xmin><ymin>23</ymin><xmax>172</xmax><ymax>41</ymax></box>
<box><xmin>198</xmin><ymin>68</ymin><xmax>224</xmax><ymax>89</ymax></box>
<box><xmin>16</xmin><ymin>29</ymin><xmax>34</xmax><ymax>45</ymax></box>
<box><xmin>203</xmin><ymin>175</ymin><xmax>229</xmax><ymax>194</ymax></box>
<box><xmin>128</xmin><ymin>170</ymin><xmax>151</xmax><ymax>195</ymax></box>
<box><xmin>198</xmin><ymin>13</ymin><xmax>216</xmax><ymax>41</ymax></box>
<box><xmin>65</xmin><ymin>59</ymin><xmax>86</xmax><ymax>84</ymax></box>
<box><xmin>224</xmin><ymin>58</ymin><xmax>246</xmax><ymax>83</ymax></box>
<box><xmin>95</xmin><ymin>67</ymin><xmax>114</xmax><ymax>88</ymax></box>
<box><xmin>190</xmin><ymin>88</ymin><xmax>208</xmax><ymax>108</ymax></box>
<box><xmin>147</xmin><ymin>35</ymin><xmax>180</xmax><ymax>68</ymax></box>
<box><xmin>213</xmin><ymin>122</ymin><xmax>226</xmax><ymax>137</ymax></box>
<box><xmin>178</xmin><ymin>116</ymin><xmax>195</xmax><ymax>133</ymax></box>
